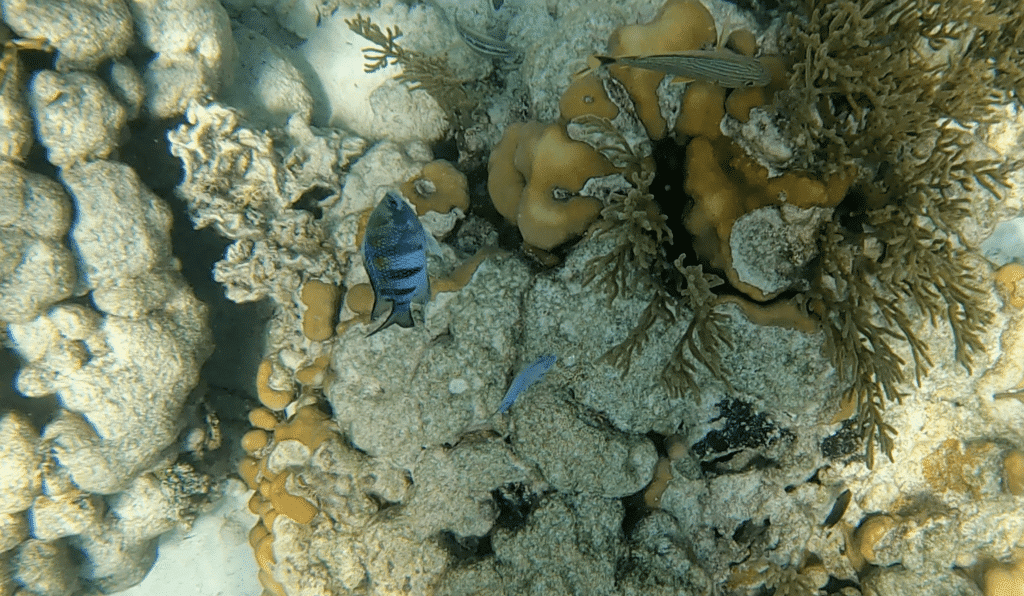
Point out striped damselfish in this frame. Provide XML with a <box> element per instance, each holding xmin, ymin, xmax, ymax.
<box><xmin>361</xmin><ymin>191</ymin><xmax>430</xmax><ymax>336</ymax></box>
<box><xmin>498</xmin><ymin>354</ymin><xmax>557</xmax><ymax>413</ymax></box>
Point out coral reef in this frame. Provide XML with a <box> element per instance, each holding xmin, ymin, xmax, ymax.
<box><xmin>5</xmin><ymin>0</ymin><xmax>1015</xmax><ymax>594</ymax></box>
<box><xmin>1</xmin><ymin>0</ymin><xmax>217</xmax><ymax>592</ymax></box>
<box><xmin>128</xmin><ymin>0</ymin><xmax>237</xmax><ymax>118</ymax></box>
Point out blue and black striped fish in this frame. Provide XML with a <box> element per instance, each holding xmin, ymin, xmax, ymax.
<box><xmin>361</xmin><ymin>191</ymin><xmax>430</xmax><ymax>336</ymax></box>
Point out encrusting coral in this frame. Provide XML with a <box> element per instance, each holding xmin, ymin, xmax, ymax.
<box><xmin>995</xmin><ymin>263</ymin><xmax>1024</xmax><ymax>309</ymax></box>
<box><xmin>400</xmin><ymin>158</ymin><xmax>470</xmax><ymax>216</ymax></box>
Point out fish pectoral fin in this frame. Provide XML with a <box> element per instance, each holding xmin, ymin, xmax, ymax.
<box><xmin>670</xmin><ymin>75</ymin><xmax>696</xmax><ymax>84</ymax></box>
<box><xmin>366</xmin><ymin>304</ymin><xmax>414</xmax><ymax>336</ymax></box>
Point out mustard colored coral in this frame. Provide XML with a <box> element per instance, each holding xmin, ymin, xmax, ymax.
<box><xmin>300</xmin><ymin>280</ymin><xmax>341</xmax><ymax>342</ymax></box>
<box><xmin>605</xmin><ymin>0</ymin><xmax>717</xmax><ymax>139</ymax></box>
<box><xmin>995</xmin><ymin>263</ymin><xmax>1024</xmax><ymax>309</ymax></box>
<box><xmin>488</xmin><ymin>121</ymin><xmax>615</xmax><ymax>250</ymax></box>
<box><xmin>256</xmin><ymin>359</ymin><xmax>294</xmax><ymax>411</ymax></box>
<box><xmin>683</xmin><ymin>136</ymin><xmax>850</xmax><ymax>299</ymax></box>
<box><xmin>401</xmin><ymin>159</ymin><xmax>470</xmax><ymax>215</ymax></box>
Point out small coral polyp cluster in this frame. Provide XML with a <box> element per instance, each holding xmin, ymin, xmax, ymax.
<box><xmin>484</xmin><ymin>0</ymin><xmax>1014</xmax><ymax>466</ymax></box>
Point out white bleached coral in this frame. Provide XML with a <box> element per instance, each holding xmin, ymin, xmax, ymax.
<box><xmin>10</xmin><ymin>277</ymin><xmax>210</xmax><ymax>495</ymax></box>
<box><xmin>29</xmin><ymin>71</ymin><xmax>128</xmax><ymax>167</ymax></box>
<box><xmin>0</xmin><ymin>0</ymin><xmax>133</xmax><ymax>71</ymax></box>
<box><xmin>0</xmin><ymin>413</ymin><xmax>41</xmax><ymax>514</ymax></box>
<box><xmin>169</xmin><ymin>102</ymin><xmax>363</xmax><ymax>303</ymax></box>
<box><xmin>127</xmin><ymin>0</ymin><xmax>237</xmax><ymax>118</ymax></box>
<box><xmin>0</xmin><ymin>161</ymin><xmax>75</xmax><ymax>323</ymax></box>
<box><xmin>62</xmin><ymin>162</ymin><xmax>174</xmax><ymax>289</ymax></box>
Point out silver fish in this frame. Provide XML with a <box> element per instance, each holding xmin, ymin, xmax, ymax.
<box><xmin>454</xmin><ymin>16</ymin><xmax>518</xmax><ymax>60</ymax></box>
<box><xmin>498</xmin><ymin>354</ymin><xmax>557</xmax><ymax>413</ymax></box>
<box><xmin>361</xmin><ymin>191</ymin><xmax>430</xmax><ymax>335</ymax></box>
<box><xmin>595</xmin><ymin>49</ymin><xmax>771</xmax><ymax>88</ymax></box>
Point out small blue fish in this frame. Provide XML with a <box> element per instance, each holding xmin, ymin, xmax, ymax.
<box><xmin>361</xmin><ymin>191</ymin><xmax>430</xmax><ymax>335</ymax></box>
<box><xmin>498</xmin><ymin>354</ymin><xmax>557</xmax><ymax>413</ymax></box>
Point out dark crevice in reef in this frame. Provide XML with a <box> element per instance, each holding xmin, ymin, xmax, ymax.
<box><xmin>691</xmin><ymin>399</ymin><xmax>795</xmax><ymax>475</ymax></box>
<box><xmin>0</xmin><ymin>343</ymin><xmax>59</xmax><ymax>429</ymax></box>
<box><xmin>431</xmin><ymin>136</ymin><xmax>459</xmax><ymax>162</ymax></box>
<box><xmin>649</xmin><ymin>137</ymin><xmax>694</xmax><ymax>270</ymax></box>
<box><xmin>466</xmin><ymin>163</ymin><xmax>523</xmax><ymax>253</ymax></box>
<box><xmin>437</xmin><ymin>530</ymin><xmax>493</xmax><ymax>564</ymax></box>
<box><xmin>647</xmin><ymin>137</ymin><xmax>811</xmax><ymax>308</ymax></box>
<box><xmin>647</xmin><ymin>431</ymin><xmax>669</xmax><ymax>458</ymax></box>
<box><xmin>823</xmin><ymin>575</ymin><xmax>860</xmax><ymax>594</ymax></box>
<box><xmin>122</xmin><ymin>116</ymin><xmax>273</xmax><ymax>402</ymax></box>
<box><xmin>620</xmin><ymin>490</ymin><xmax>648</xmax><ymax>539</ymax></box>
<box><xmin>491</xmin><ymin>482</ymin><xmax>538</xmax><ymax>531</ymax></box>
<box><xmin>732</xmin><ymin>517</ymin><xmax>770</xmax><ymax>544</ymax></box>
<box><xmin>292</xmin><ymin>186</ymin><xmax>333</xmax><ymax>219</ymax></box>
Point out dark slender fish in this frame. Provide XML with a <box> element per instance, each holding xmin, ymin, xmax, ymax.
<box><xmin>361</xmin><ymin>191</ymin><xmax>430</xmax><ymax>335</ymax></box>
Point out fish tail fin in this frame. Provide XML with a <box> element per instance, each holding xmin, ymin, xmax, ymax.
<box><xmin>366</xmin><ymin>305</ymin><xmax>415</xmax><ymax>336</ymax></box>
<box><xmin>571</xmin><ymin>55</ymin><xmax>613</xmax><ymax>81</ymax></box>
<box><xmin>394</xmin><ymin>308</ymin><xmax>415</xmax><ymax>328</ymax></box>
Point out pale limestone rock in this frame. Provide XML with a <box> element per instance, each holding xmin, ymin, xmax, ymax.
<box><xmin>0</xmin><ymin>0</ymin><xmax>133</xmax><ymax>71</ymax></box>
<box><xmin>127</xmin><ymin>0</ymin><xmax>237</xmax><ymax>118</ymax></box>
<box><xmin>0</xmin><ymin>413</ymin><xmax>40</xmax><ymax>515</ymax></box>
<box><xmin>0</xmin><ymin>162</ymin><xmax>75</xmax><ymax>323</ymax></box>
<box><xmin>29</xmin><ymin>71</ymin><xmax>127</xmax><ymax>167</ymax></box>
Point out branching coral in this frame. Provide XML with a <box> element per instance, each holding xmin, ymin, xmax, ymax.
<box><xmin>577</xmin><ymin>119</ymin><xmax>732</xmax><ymax>396</ymax></box>
<box><xmin>810</xmin><ymin>208</ymin><xmax>995</xmax><ymax>466</ymax></box>
<box><xmin>771</xmin><ymin>0</ymin><xmax>1022</xmax><ymax>465</ymax></box>
<box><xmin>778</xmin><ymin>0</ymin><xmax>1016</xmax><ymax>210</ymax></box>
<box><xmin>661</xmin><ymin>262</ymin><xmax>737</xmax><ymax>400</ymax></box>
<box><xmin>570</xmin><ymin>0</ymin><xmax>1020</xmax><ymax>469</ymax></box>
<box><xmin>346</xmin><ymin>14</ymin><xmax>478</xmax><ymax>133</ymax></box>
